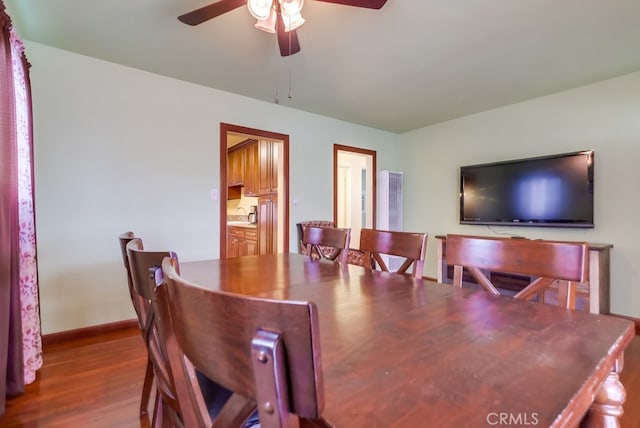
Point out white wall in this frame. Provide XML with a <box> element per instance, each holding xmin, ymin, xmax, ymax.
<box><xmin>401</xmin><ymin>71</ymin><xmax>640</xmax><ymax>317</ymax></box>
<box><xmin>26</xmin><ymin>40</ymin><xmax>640</xmax><ymax>331</ymax></box>
<box><xmin>26</xmin><ymin>41</ymin><xmax>402</xmax><ymax>334</ymax></box>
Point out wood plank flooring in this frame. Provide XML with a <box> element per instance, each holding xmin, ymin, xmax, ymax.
<box><xmin>3</xmin><ymin>327</ymin><xmax>151</xmax><ymax>428</ymax></box>
<box><xmin>3</xmin><ymin>326</ymin><xmax>640</xmax><ymax>427</ymax></box>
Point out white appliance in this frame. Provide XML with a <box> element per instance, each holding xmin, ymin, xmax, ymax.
<box><xmin>379</xmin><ymin>170</ymin><xmax>404</xmax><ymax>272</ymax></box>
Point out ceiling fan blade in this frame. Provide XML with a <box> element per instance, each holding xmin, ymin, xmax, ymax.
<box><xmin>178</xmin><ymin>0</ymin><xmax>247</xmax><ymax>26</ymax></box>
<box><xmin>276</xmin><ymin>13</ymin><xmax>301</xmax><ymax>57</ymax></box>
<box><xmin>313</xmin><ymin>0</ymin><xmax>388</xmax><ymax>9</ymax></box>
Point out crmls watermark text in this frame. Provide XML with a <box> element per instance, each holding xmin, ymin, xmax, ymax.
<box><xmin>486</xmin><ymin>412</ymin><xmax>539</xmax><ymax>426</ymax></box>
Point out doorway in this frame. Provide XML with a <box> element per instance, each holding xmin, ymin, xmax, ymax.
<box><xmin>333</xmin><ymin>144</ymin><xmax>376</xmax><ymax>246</ymax></box>
<box><xmin>220</xmin><ymin>123</ymin><xmax>289</xmax><ymax>258</ymax></box>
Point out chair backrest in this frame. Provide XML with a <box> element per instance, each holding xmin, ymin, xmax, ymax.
<box><xmin>358</xmin><ymin>228</ymin><xmax>428</xmax><ymax>278</ymax></box>
<box><xmin>156</xmin><ymin>256</ymin><xmax>324</xmax><ymax>428</ymax></box>
<box><xmin>302</xmin><ymin>226</ymin><xmax>351</xmax><ymax>265</ymax></box>
<box><xmin>118</xmin><ymin>231</ymin><xmax>136</xmax><ymax>303</ymax></box>
<box><xmin>126</xmin><ymin>239</ymin><xmax>182</xmax><ymax>425</ymax></box>
<box><xmin>296</xmin><ymin>221</ymin><xmax>335</xmax><ymax>254</ymax></box>
<box><xmin>444</xmin><ymin>234</ymin><xmax>589</xmax><ymax>309</ymax></box>
<box><xmin>119</xmin><ymin>231</ymin><xmax>157</xmax><ymax>416</ymax></box>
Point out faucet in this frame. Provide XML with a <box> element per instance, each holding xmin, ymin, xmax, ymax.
<box><xmin>235</xmin><ymin>206</ymin><xmax>247</xmax><ymax>221</ymax></box>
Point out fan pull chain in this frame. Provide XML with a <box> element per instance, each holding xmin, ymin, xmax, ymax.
<box><xmin>275</xmin><ymin>32</ymin><xmax>280</xmax><ymax>104</ymax></box>
<box><xmin>274</xmin><ymin>13</ymin><xmax>295</xmax><ymax>104</ymax></box>
<box><xmin>288</xmin><ymin>15</ymin><xmax>293</xmax><ymax>99</ymax></box>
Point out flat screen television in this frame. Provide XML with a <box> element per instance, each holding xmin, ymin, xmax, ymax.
<box><xmin>459</xmin><ymin>150</ymin><xmax>594</xmax><ymax>228</ymax></box>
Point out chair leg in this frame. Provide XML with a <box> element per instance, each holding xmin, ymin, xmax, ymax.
<box><xmin>140</xmin><ymin>357</ymin><xmax>154</xmax><ymax>415</ymax></box>
<box><xmin>151</xmin><ymin>393</ymin><xmax>180</xmax><ymax>428</ymax></box>
<box><xmin>151</xmin><ymin>389</ymin><xmax>163</xmax><ymax>428</ymax></box>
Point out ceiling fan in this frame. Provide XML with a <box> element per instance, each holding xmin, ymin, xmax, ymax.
<box><xmin>178</xmin><ymin>0</ymin><xmax>388</xmax><ymax>57</ymax></box>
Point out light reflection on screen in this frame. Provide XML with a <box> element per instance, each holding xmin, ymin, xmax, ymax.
<box><xmin>514</xmin><ymin>174</ymin><xmax>565</xmax><ymax>220</ymax></box>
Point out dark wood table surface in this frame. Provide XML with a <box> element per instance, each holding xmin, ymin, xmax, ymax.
<box><xmin>181</xmin><ymin>253</ymin><xmax>635</xmax><ymax>427</ymax></box>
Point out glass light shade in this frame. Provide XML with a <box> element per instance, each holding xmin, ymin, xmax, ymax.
<box><xmin>279</xmin><ymin>0</ymin><xmax>303</xmax><ymax>17</ymax></box>
<box><xmin>247</xmin><ymin>0</ymin><xmax>272</xmax><ymax>20</ymax></box>
<box><xmin>283</xmin><ymin>12</ymin><xmax>305</xmax><ymax>32</ymax></box>
<box><xmin>254</xmin><ymin>8</ymin><xmax>277</xmax><ymax>33</ymax></box>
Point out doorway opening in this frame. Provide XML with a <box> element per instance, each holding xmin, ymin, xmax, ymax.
<box><xmin>333</xmin><ymin>144</ymin><xmax>376</xmax><ymax>246</ymax></box>
<box><xmin>220</xmin><ymin>123</ymin><xmax>289</xmax><ymax>258</ymax></box>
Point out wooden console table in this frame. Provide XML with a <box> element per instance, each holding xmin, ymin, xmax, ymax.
<box><xmin>436</xmin><ymin>235</ymin><xmax>612</xmax><ymax>314</ymax></box>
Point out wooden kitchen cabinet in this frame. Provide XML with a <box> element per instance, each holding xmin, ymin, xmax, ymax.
<box><xmin>227</xmin><ymin>226</ymin><xmax>243</xmax><ymax>258</ymax></box>
<box><xmin>258</xmin><ymin>195</ymin><xmax>278</xmax><ymax>255</ymax></box>
<box><xmin>228</xmin><ymin>146</ymin><xmax>245</xmax><ymax>187</ymax></box>
<box><xmin>244</xmin><ymin>141</ymin><xmax>259</xmax><ymax>196</ymax></box>
<box><xmin>227</xmin><ymin>226</ymin><xmax>258</xmax><ymax>258</ymax></box>
<box><xmin>245</xmin><ymin>228</ymin><xmax>258</xmax><ymax>255</ymax></box>
<box><xmin>259</xmin><ymin>140</ymin><xmax>278</xmax><ymax>194</ymax></box>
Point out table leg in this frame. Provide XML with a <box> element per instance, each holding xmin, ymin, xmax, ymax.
<box><xmin>582</xmin><ymin>356</ymin><xmax>625</xmax><ymax>428</ymax></box>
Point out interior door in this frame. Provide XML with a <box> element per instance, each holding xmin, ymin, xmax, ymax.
<box><xmin>333</xmin><ymin>144</ymin><xmax>376</xmax><ymax>246</ymax></box>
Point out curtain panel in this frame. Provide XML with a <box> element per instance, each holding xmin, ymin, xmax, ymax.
<box><xmin>0</xmin><ymin>1</ymin><xmax>41</xmax><ymax>417</ymax></box>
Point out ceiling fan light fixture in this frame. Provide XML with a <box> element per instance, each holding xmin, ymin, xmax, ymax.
<box><xmin>279</xmin><ymin>0</ymin><xmax>304</xmax><ymax>17</ymax></box>
<box><xmin>247</xmin><ymin>0</ymin><xmax>273</xmax><ymax>20</ymax></box>
<box><xmin>283</xmin><ymin>12</ymin><xmax>305</xmax><ymax>32</ymax></box>
<box><xmin>254</xmin><ymin>8</ymin><xmax>277</xmax><ymax>33</ymax></box>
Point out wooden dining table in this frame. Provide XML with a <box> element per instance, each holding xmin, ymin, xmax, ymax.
<box><xmin>180</xmin><ymin>253</ymin><xmax>634</xmax><ymax>427</ymax></box>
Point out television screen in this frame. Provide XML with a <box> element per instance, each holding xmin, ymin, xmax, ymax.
<box><xmin>460</xmin><ymin>150</ymin><xmax>594</xmax><ymax>228</ymax></box>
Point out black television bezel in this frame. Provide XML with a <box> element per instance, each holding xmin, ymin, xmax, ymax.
<box><xmin>459</xmin><ymin>150</ymin><xmax>594</xmax><ymax>228</ymax></box>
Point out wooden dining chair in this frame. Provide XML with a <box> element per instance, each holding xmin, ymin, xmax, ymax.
<box><xmin>126</xmin><ymin>238</ymin><xmax>182</xmax><ymax>427</ymax></box>
<box><xmin>345</xmin><ymin>248</ymin><xmax>366</xmax><ymax>267</ymax></box>
<box><xmin>155</xmin><ymin>256</ymin><xmax>326</xmax><ymax>428</ymax></box>
<box><xmin>118</xmin><ymin>231</ymin><xmax>154</xmax><ymax>416</ymax></box>
<box><xmin>302</xmin><ymin>226</ymin><xmax>351</xmax><ymax>265</ymax></box>
<box><xmin>358</xmin><ymin>228</ymin><xmax>428</xmax><ymax>278</ymax></box>
<box><xmin>444</xmin><ymin>234</ymin><xmax>589</xmax><ymax>309</ymax></box>
<box><xmin>297</xmin><ymin>220</ymin><xmax>336</xmax><ymax>255</ymax></box>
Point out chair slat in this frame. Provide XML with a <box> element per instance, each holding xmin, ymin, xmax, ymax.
<box><xmin>303</xmin><ymin>226</ymin><xmax>351</xmax><ymax>265</ymax></box>
<box><xmin>358</xmin><ymin>229</ymin><xmax>428</xmax><ymax>278</ymax></box>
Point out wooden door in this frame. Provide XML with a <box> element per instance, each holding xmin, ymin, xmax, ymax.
<box><xmin>227</xmin><ymin>228</ymin><xmax>242</xmax><ymax>258</ymax></box>
<box><xmin>244</xmin><ymin>141</ymin><xmax>259</xmax><ymax>196</ymax></box>
<box><xmin>246</xmin><ymin>238</ymin><xmax>258</xmax><ymax>256</ymax></box>
<box><xmin>259</xmin><ymin>195</ymin><xmax>277</xmax><ymax>255</ymax></box>
<box><xmin>228</xmin><ymin>147</ymin><xmax>244</xmax><ymax>186</ymax></box>
<box><xmin>259</xmin><ymin>140</ymin><xmax>277</xmax><ymax>194</ymax></box>
<box><xmin>245</xmin><ymin>228</ymin><xmax>258</xmax><ymax>256</ymax></box>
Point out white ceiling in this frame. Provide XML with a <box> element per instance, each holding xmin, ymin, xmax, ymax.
<box><xmin>5</xmin><ymin>0</ymin><xmax>640</xmax><ymax>133</ymax></box>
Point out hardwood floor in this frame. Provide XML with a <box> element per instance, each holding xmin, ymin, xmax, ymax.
<box><xmin>3</xmin><ymin>327</ymin><xmax>151</xmax><ymax>428</ymax></box>
<box><xmin>3</xmin><ymin>326</ymin><xmax>640</xmax><ymax>427</ymax></box>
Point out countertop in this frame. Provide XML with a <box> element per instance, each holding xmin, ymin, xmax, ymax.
<box><xmin>227</xmin><ymin>221</ymin><xmax>257</xmax><ymax>229</ymax></box>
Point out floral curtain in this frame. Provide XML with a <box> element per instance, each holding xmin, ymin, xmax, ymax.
<box><xmin>11</xmin><ymin>18</ymin><xmax>41</xmax><ymax>386</ymax></box>
<box><xmin>1</xmin><ymin>1</ymin><xmax>41</xmax><ymax>417</ymax></box>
